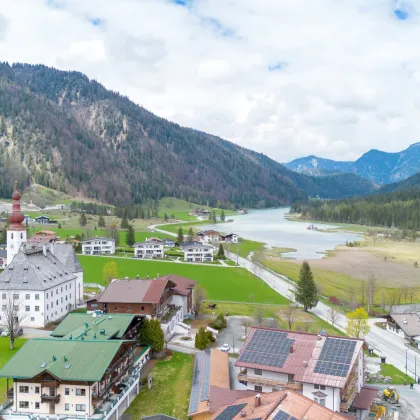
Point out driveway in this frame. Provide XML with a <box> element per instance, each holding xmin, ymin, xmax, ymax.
<box><xmin>375</xmin><ymin>384</ymin><xmax>420</xmax><ymax>420</ymax></box>
<box><xmin>216</xmin><ymin>316</ymin><xmax>251</xmax><ymax>353</ymax></box>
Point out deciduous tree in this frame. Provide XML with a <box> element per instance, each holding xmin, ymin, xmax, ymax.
<box><xmin>1</xmin><ymin>293</ymin><xmax>27</xmax><ymax>350</ymax></box>
<box><xmin>220</xmin><ymin>210</ymin><xmax>225</xmax><ymax>222</ymax></box>
<box><xmin>103</xmin><ymin>261</ymin><xmax>118</xmax><ymax>286</ymax></box>
<box><xmin>98</xmin><ymin>215</ymin><xmax>106</xmax><ymax>228</ymax></box>
<box><xmin>283</xmin><ymin>306</ymin><xmax>297</xmax><ymax>330</ymax></box>
<box><xmin>193</xmin><ymin>285</ymin><xmax>208</xmax><ymax>315</ymax></box>
<box><xmin>79</xmin><ymin>213</ymin><xmax>87</xmax><ymax>227</ymax></box>
<box><xmin>327</xmin><ymin>308</ymin><xmax>341</xmax><ymax>328</ymax></box>
<box><xmin>295</xmin><ymin>261</ymin><xmax>318</xmax><ymax>312</ymax></box>
<box><xmin>253</xmin><ymin>306</ymin><xmax>265</xmax><ymax>326</ymax></box>
<box><xmin>346</xmin><ymin>307</ymin><xmax>370</xmax><ymax>338</ymax></box>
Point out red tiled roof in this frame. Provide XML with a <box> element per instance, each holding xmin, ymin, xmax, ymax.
<box><xmin>208</xmin><ymin>386</ymin><xmax>257</xmax><ymax>413</ymax></box>
<box><xmin>236</xmin><ymin>328</ymin><xmax>364</xmax><ymax>389</ymax></box>
<box><xmin>160</xmin><ymin>274</ymin><xmax>197</xmax><ymax>296</ymax></box>
<box><xmin>97</xmin><ymin>279</ymin><xmax>170</xmax><ymax>304</ymax></box>
<box><xmin>351</xmin><ymin>386</ymin><xmax>378</xmax><ymax>410</ymax></box>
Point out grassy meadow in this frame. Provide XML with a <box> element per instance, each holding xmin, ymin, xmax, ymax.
<box><xmin>79</xmin><ymin>256</ymin><xmax>288</xmax><ymax>304</ymax></box>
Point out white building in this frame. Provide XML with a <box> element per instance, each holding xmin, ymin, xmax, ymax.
<box><xmin>81</xmin><ymin>237</ymin><xmax>116</xmax><ymax>255</ymax></box>
<box><xmin>235</xmin><ymin>328</ymin><xmax>373</xmax><ymax>417</ymax></box>
<box><xmin>0</xmin><ymin>185</ymin><xmax>84</xmax><ymax>327</ymax></box>
<box><xmin>182</xmin><ymin>242</ymin><xmax>214</xmax><ymax>262</ymax></box>
<box><xmin>221</xmin><ymin>233</ymin><xmax>239</xmax><ymax>243</ymax></box>
<box><xmin>0</xmin><ymin>250</ymin><xmax>6</xmax><ymax>269</ymax></box>
<box><xmin>134</xmin><ymin>239</ymin><xmax>164</xmax><ymax>259</ymax></box>
<box><xmin>387</xmin><ymin>313</ymin><xmax>420</xmax><ymax>344</ymax></box>
<box><xmin>196</xmin><ymin>230</ymin><xmax>221</xmax><ymax>243</ymax></box>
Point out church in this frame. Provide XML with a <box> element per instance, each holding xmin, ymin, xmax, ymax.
<box><xmin>0</xmin><ymin>185</ymin><xmax>84</xmax><ymax>328</ymax></box>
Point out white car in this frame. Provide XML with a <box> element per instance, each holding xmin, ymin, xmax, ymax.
<box><xmin>221</xmin><ymin>344</ymin><xmax>230</xmax><ymax>353</ymax></box>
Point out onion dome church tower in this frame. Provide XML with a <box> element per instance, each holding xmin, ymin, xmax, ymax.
<box><xmin>7</xmin><ymin>182</ymin><xmax>27</xmax><ymax>263</ymax></box>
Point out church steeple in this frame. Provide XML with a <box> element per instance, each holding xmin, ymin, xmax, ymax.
<box><xmin>7</xmin><ymin>182</ymin><xmax>27</xmax><ymax>264</ymax></box>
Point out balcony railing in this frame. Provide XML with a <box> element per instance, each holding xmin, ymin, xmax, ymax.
<box><xmin>41</xmin><ymin>380</ymin><xmax>58</xmax><ymax>388</ymax></box>
<box><xmin>41</xmin><ymin>394</ymin><xmax>61</xmax><ymax>404</ymax></box>
<box><xmin>237</xmin><ymin>374</ymin><xmax>303</xmax><ymax>391</ymax></box>
<box><xmin>7</xmin><ymin>388</ymin><xmax>13</xmax><ymax>399</ymax></box>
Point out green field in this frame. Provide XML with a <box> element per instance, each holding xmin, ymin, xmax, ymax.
<box><xmin>126</xmin><ymin>352</ymin><xmax>194</xmax><ymax>418</ymax></box>
<box><xmin>159</xmin><ymin>220</ymin><xmax>213</xmax><ymax>235</ymax></box>
<box><xmin>79</xmin><ymin>256</ymin><xmax>288</xmax><ymax>304</ymax></box>
<box><xmin>158</xmin><ymin>197</ymin><xmax>236</xmax><ymax>221</ymax></box>
<box><xmin>0</xmin><ymin>338</ymin><xmax>27</xmax><ymax>400</ymax></box>
<box><xmin>229</xmin><ymin>239</ymin><xmax>267</xmax><ymax>259</ymax></box>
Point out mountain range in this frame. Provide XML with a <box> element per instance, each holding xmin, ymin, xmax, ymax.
<box><xmin>285</xmin><ymin>143</ymin><xmax>420</xmax><ymax>185</ymax></box>
<box><xmin>0</xmin><ymin>63</ymin><xmax>376</xmax><ymax>207</ymax></box>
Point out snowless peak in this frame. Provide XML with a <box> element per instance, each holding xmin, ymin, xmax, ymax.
<box><xmin>408</xmin><ymin>142</ymin><xmax>420</xmax><ymax>149</ymax></box>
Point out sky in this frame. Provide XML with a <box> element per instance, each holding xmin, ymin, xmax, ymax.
<box><xmin>0</xmin><ymin>0</ymin><xmax>420</xmax><ymax>162</ymax></box>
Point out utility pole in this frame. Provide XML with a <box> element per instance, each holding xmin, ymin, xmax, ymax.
<box><xmin>406</xmin><ymin>349</ymin><xmax>408</xmax><ymax>377</ymax></box>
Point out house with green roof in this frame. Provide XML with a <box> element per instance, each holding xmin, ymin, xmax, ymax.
<box><xmin>0</xmin><ymin>336</ymin><xmax>150</xmax><ymax>420</ymax></box>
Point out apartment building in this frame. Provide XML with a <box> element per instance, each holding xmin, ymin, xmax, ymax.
<box><xmin>134</xmin><ymin>239</ymin><xmax>164</xmax><ymax>259</ymax></box>
<box><xmin>181</xmin><ymin>242</ymin><xmax>214</xmax><ymax>262</ymax></box>
<box><xmin>81</xmin><ymin>237</ymin><xmax>116</xmax><ymax>255</ymax></box>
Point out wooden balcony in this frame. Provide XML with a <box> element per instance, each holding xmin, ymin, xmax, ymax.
<box><xmin>7</xmin><ymin>388</ymin><xmax>13</xmax><ymax>399</ymax></box>
<box><xmin>41</xmin><ymin>380</ymin><xmax>58</xmax><ymax>388</ymax></box>
<box><xmin>237</xmin><ymin>374</ymin><xmax>303</xmax><ymax>391</ymax></box>
<box><xmin>41</xmin><ymin>394</ymin><xmax>61</xmax><ymax>404</ymax></box>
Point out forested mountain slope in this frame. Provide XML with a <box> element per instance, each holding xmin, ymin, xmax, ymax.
<box><xmin>0</xmin><ymin>63</ymin><xmax>375</xmax><ymax>207</ymax></box>
<box><xmin>291</xmin><ymin>173</ymin><xmax>420</xmax><ymax>230</ymax></box>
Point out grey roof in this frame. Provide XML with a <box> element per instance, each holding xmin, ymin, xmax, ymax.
<box><xmin>142</xmin><ymin>416</ymin><xmax>179</xmax><ymax>420</ymax></box>
<box><xmin>390</xmin><ymin>313</ymin><xmax>420</xmax><ymax>337</ymax></box>
<box><xmin>182</xmin><ymin>243</ymin><xmax>215</xmax><ymax>250</ymax></box>
<box><xmin>81</xmin><ymin>237</ymin><xmax>115</xmax><ymax>243</ymax></box>
<box><xmin>0</xmin><ymin>244</ymin><xmax>76</xmax><ymax>291</ymax></box>
<box><xmin>49</xmin><ymin>244</ymin><xmax>83</xmax><ymax>273</ymax></box>
<box><xmin>0</xmin><ymin>250</ymin><xmax>6</xmax><ymax>258</ymax></box>
<box><xmin>134</xmin><ymin>240</ymin><xmax>164</xmax><ymax>246</ymax></box>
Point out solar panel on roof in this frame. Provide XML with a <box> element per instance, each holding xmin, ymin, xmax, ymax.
<box><xmin>238</xmin><ymin>330</ymin><xmax>295</xmax><ymax>369</ymax></box>
<box><xmin>214</xmin><ymin>403</ymin><xmax>247</xmax><ymax>420</ymax></box>
<box><xmin>188</xmin><ymin>352</ymin><xmax>202</xmax><ymax>413</ymax></box>
<box><xmin>314</xmin><ymin>338</ymin><xmax>357</xmax><ymax>378</ymax></box>
<box><xmin>200</xmin><ymin>349</ymin><xmax>211</xmax><ymax>401</ymax></box>
<box><xmin>272</xmin><ymin>409</ymin><xmax>298</xmax><ymax>420</ymax></box>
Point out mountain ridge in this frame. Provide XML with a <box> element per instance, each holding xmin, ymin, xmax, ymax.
<box><xmin>285</xmin><ymin>143</ymin><xmax>420</xmax><ymax>185</ymax></box>
<box><xmin>0</xmin><ymin>62</ymin><xmax>376</xmax><ymax>207</ymax></box>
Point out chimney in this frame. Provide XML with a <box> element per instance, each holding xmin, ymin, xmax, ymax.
<box><xmin>303</xmin><ymin>360</ymin><xmax>308</xmax><ymax>367</ymax></box>
<box><xmin>43</xmin><ymin>245</ymin><xmax>47</xmax><ymax>257</ymax></box>
<box><xmin>254</xmin><ymin>394</ymin><xmax>261</xmax><ymax>407</ymax></box>
<box><xmin>289</xmin><ymin>345</ymin><xmax>294</xmax><ymax>354</ymax></box>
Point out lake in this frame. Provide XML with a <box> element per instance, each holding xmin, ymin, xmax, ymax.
<box><xmin>201</xmin><ymin>208</ymin><xmax>361</xmax><ymax>260</ymax></box>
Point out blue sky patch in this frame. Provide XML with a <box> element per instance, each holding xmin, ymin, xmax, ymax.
<box><xmin>268</xmin><ymin>62</ymin><xmax>286</xmax><ymax>72</ymax></box>
<box><xmin>90</xmin><ymin>18</ymin><xmax>103</xmax><ymax>26</ymax></box>
<box><xmin>394</xmin><ymin>8</ymin><xmax>409</xmax><ymax>19</ymax></box>
<box><xmin>201</xmin><ymin>17</ymin><xmax>235</xmax><ymax>37</ymax></box>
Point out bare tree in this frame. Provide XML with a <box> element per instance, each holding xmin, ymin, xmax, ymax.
<box><xmin>242</xmin><ymin>317</ymin><xmax>252</xmax><ymax>337</ymax></box>
<box><xmin>408</xmin><ymin>288</ymin><xmax>417</xmax><ymax>304</ymax></box>
<box><xmin>1</xmin><ymin>293</ymin><xmax>27</xmax><ymax>350</ymax></box>
<box><xmin>302</xmin><ymin>320</ymin><xmax>312</xmax><ymax>333</ymax></box>
<box><xmin>381</xmin><ymin>290</ymin><xmax>387</xmax><ymax>312</ymax></box>
<box><xmin>360</xmin><ymin>281</ymin><xmax>366</xmax><ymax>308</ymax></box>
<box><xmin>367</xmin><ymin>274</ymin><xmax>376</xmax><ymax>314</ymax></box>
<box><xmin>327</xmin><ymin>308</ymin><xmax>341</xmax><ymax>328</ymax></box>
<box><xmin>253</xmin><ymin>306</ymin><xmax>265</xmax><ymax>326</ymax></box>
<box><xmin>368</xmin><ymin>230</ymin><xmax>378</xmax><ymax>245</ymax></box>
<box><xmin>283</xmin><ymin>306</ymin><xmax>297</xmax><ymax>330</ymax></box>
<box><xmin>249</xmin><ymin>294</ymin><xmax>255</xmax><ymax>304</ymax></box>
<box><xmin>193</xmin><ymin>286</ymin><xmax>208</xmax><ymax>316</ymax></box>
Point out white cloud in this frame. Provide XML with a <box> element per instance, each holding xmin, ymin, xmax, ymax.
<box><xmin>0</xmin><ymin>0</ymin><xmax>420</xmax><ymax>162</ymax></box>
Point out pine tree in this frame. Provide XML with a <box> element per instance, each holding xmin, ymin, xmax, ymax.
<box><xmin>195</xmin><ymin>327</ymin><xmax>209</xmax><ymax>350</ymax></box>
<box><xmin>150</xmin><ymin>319</ymin><xmax>164</xmax><ymax>352</ymax></box>
<box><xmin>164</xmin><ymin>213</ymin><xmax>168</xmax><ymax>222</ymax></box>
<box><xmin>188</xmin><ymin>227</ymin><xmax>194</xmax><ymax>242</ymax></box>
<box><xmin>220</xmin><ymin>210</ymin><xmax>225</xmax><ymax>222</ymax></box>
<box><xmin>79</xmin><ymin>213</ymin><xmax>87</xmax><ymax>227</ymax></box>
<box><xmin>98</xmin><ymin>215</ymin><xmax>106</xmax><ymax>228</ymax></box>
<box><xmin>126</xmin><ymin>224</ymin><xmax>135</xmax><ymax>247</ymax></box>
<box><xmin>212</xmin><ymin>209</ymin><xmax>217</xmax><ymax>223</ymax></box>
<box><xmin>177</xmin><ymin>227</ymin><xmax>184</xmax><ymax>245</ymax></box>
<box><xmin>295</xmin><ymin>261</ymin><xmax>318</xmax><ymax>312</ymax></box>
<box><xmin>120</xmin><ymin>218</ymin><xmax>129</xmax><ymax>229</ymax></box>
<box><xmin>217</xmin><ymin>243</ymin><xmax>225</xmax><ymax>259</ymax></box>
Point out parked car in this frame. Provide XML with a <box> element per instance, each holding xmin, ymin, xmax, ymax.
<box><xmin>1</xmin><ymin>327</ymin><xmax>23</xmax><ymax>337</ymax></box>
<box><xmin>221</xmin><ymin>344</ymin><xmax>230</xmax><ymax>353</ymax></box>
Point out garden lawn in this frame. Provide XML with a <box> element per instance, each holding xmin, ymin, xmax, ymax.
<box><xmin>79</xmin><ymin>256</ymin><xmax>288</xmax><ymax>304</ymax></box>
<box><xmin>126</xmin><ymin>352</ymin><xmax>194</xmax><ymax>419</ymax></box>
<box><xmin>367</xmin><ymin>364</ymin><xmax>412</xmax><ymax>385</ymax></box>
<box><xmin>159</xmin><ymin>220</ymin><xmax>212</xmax><ymax>235</ymax></box>
<box><xmin>0</xmin><ymin>338</ymin><xmax>27</xmax><ymax>401</ymax></box>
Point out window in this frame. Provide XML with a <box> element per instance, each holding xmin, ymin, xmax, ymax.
<box><xmin>35</xmin><ymin>306</ymin><xmax>40</xmax><ymax>312</ymax></box>
<box><xmin>65</xmin><ymin>404</ymin><xmax>70</xmax><ymax>411</ymax></box>
<box><xmin>19</xmin><ymin>386</ymin><xmax>29</xmax><ymax>393</ymax></box>
<box><xmin>114</xmin><ymin>305</ymin><xmax>118</xmax><ymax>310</ymax></box>
<box><xmin>46</xmin><ymin>293</ymin><xmax>48</xmax><ymax>298</ymax></box>
<box><xmin>314</xmin><ymin>384</ymin><xmax>319</xmax><ymax>389</ymax></box>
<box><xmin>35</xmin><ymin>387</ymin><xmax>40</xmax><ymax>394</ymax></box>
<box><xmin>47</xmin><ymin>304</ymin><xmax>49</xmax><ymax>310</ymax></box>
<box><xmin>51</xmin><ymin>291</ymin><xmax>53</xmax><ymax>296</ymax></box>
<box><xmin>141</xmin><ymin>306</ymin><xmax>145</xmax><ymax>311</ymax></box>
<box><xmin>76</xmin><ymin>388</ymin><xmax>86</xmax><ymax>396</ymax></box>
<box><xmin>13</xmin><ymin>305</ymin><xmax>18</xmax><ymax>311</ymax></box>
<box><xmin>314</xmin><ymin>397</ymin><xmax>319</xmax><ymax>403</ymax></box>
<box><xmin>35</xmin><ymin>402</ymin><xmax>40</xmax><ymax>409</ymax></box>
<box><xmin>61</xmin><ymin>297</ymin><xmax>63</xmax><ymax>303</ymax></box>
<box><xmin>56</xmin><ymin>289</ymin><xmax>58</xmax><ymax>294</ymax></box>
<box><xmin>128</xmin><ymin>305</ymin><xmax>132</xmax><ymax>310</ymax></box>
<box><xmin>51</xmin><ymin>302</ymin><xmax>53</xmax><ymax>308</ymax></box>
<box><xmin>2</xmin><ymin>294</ymin><xmax>6</xmax><ymax>300</ymax></box>
<box><xmin>25</xmin><ymin>294</ymin><xmax>30</xmax><ymax>300</ymax></box>
<box><xmin>19</xmin><ymin>401</ymin><xmax>29</xmax><ymax>409</ymax></box>
<box><xmin>320</xmin><ymin>399</ymin><xmax>326</xmax><ymax>406</ymax></box>
<box><xmin>320</xmin><ymin>385</ymin><xmax>326</xmax><ymax>390</ymax></box>
<box><xmin>13</xmin><ymin>294</ymin><xmax>19</xmax><ymax>300</ymax></box>
<box><xmin>31</xmin><ymin>317</ymin><xmax>35</xmax><ymax>322</ymax></box>
<box><xmin>35</xmin><ymin>294</ymin><xmax>39</xmax><ymax>300</ymax></box>
<box><xmin>65</xmin><ymin>285</ymin><xmax>67</xmax><ymax>290</ymax></box>
<box><xmin>76</xmin><ymin>404</ymin><xmax>86</xmax><ymax>412</ymax></box>
<box><xmin>56</xmin><ymin>300</ymin><xmax>58</xmax><ymax>305</ymax></box>
<box><xmin>254</xmin><ymin>385</ymin><xmax>262</xmax><ymax>392</ymax></box>
<box><xmin>254</xmin><ymin>369</ymin><xmax>262</xmax><ymax>375</ymax></box>
<box><xmin>25</xmin><ymin>306</ymin><xmax>30</xmax><ymax>312</ymax></box>
<box><xmin>65</xmin><ymin>388</ymin><xmax>70</xmax><ymax>395</ymax></box>
<box><xmin>61</xmin><ymin>287</ymin><xmax>63</xmax><ymax>292</ymax></box>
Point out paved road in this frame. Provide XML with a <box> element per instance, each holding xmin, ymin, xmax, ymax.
<box><xmin>226</xmin><ymin>251</ymin><xmax>420</xmax><ymax>384</ymax></box>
